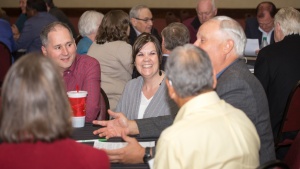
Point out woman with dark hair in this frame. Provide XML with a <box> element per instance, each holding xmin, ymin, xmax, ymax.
<box><xmin>0</xmin><ymin>53</ymin><xmax>110</xmax><ymax>169</ymax></box>
<box><xmin>114</xmin><ymin>33</ymin><xmax>178</xmax><ymax>120</ymax></box>
<box><xmin>88</xmin><ymin>10</ymin><xmax>133</xmax><ymax>111</ymax></box>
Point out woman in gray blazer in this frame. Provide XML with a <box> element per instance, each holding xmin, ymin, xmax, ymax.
<box><xmin>115</xmin><ymin>33</ymin><xmax>178</xmax><ymax>120</ymax></box>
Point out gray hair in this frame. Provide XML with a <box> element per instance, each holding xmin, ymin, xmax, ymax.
<box><xmin>129</xmin><ymin>4</ymin><xmax>149</xmax><ymax>19</ymax></box>
<box><xmin>197</xmin><ymin>0</ymin><xmax>217</xmax><ymax>11</ymax></box>
<box><xmin>274</xmin><ymin>7</ymin><xmax>300</xmax><ymax>36</ymax></box>
<box><xmin>161</xmin><ymin>22</ymin><xmax>190</xmax><ymax>51</ymax></box>
<box><xmin>211</xmin><ymin>16</ymin><xmax>246</xmax><ymax>58</ymax></box>
<box><xmin>165</xmin><ymin>44</ymin><xmax>214</xmax><ymax>98</ymax></box>
<box><xmin>0</xmin><ymin>52</ymin><xmax>72</xmax><ymax>143</ymax></box>
<box><xmin>78</xmin><ymin>10</ymin><xmax>104</xmax><ymax>37</ymax></box>
<box><xmin>40</xmin><ymin>21</ymin><xmax>74</xmax><ymax>46</ymax></box>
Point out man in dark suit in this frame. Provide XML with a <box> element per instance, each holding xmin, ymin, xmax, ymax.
<box><xmin>160</xmin><ymin>22</ymin><xmax>190</xmax><ymax>71</ymax></box>
<box><xmin>128</xmin><ymin>4</ymin><xmax>161</xmax><ymax>46</ymax></box>
<box><xmin>183</xmin><ymin>0</ymin><xmax>217</xmax><ymax>43</ymax></box>
<box><xmin>245</xmin><ymin>1</ymin><xmax>277</xmax><ymax>46</ymax></box>
<box><xmin>93</xmin><ymin>16</ymin><xmax>275</xmax><ymax>165</ymax></box>
<box><xmin>254</xmin><ymin>7</ymin><xmax>300</xmax><ymax>139</ymax></box>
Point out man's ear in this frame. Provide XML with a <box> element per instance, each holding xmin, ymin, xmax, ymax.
<box><xmin>166</xmin><ymin>79</ymin><xmax>176</xmax><ymax>100</ymax></box>
<box><xmin>130</xmin><ymin>18</ymin><xmax>136</xmax><ymax>27</ymax></box>
<box><xmin>212</xmin><ymin>69</ymin><xmax>217</xmax><ymax>89</ymax></box>
<box><xmin>41</xmin><ymin>46</ymin><xmax>47</xmax><ymax>56</ymax></box>
<box><xmin>223</xmin><ymin>39</ymin><xmax>234</xmax><ymax>56</ymax></box>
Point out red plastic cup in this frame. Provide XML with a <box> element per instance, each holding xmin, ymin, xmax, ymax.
<box><xmin>67</xmin><ymin>91</ymin><xmax>88</xmax><ymax>128</ymax></box>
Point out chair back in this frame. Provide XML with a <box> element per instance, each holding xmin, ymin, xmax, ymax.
<box><xmin>277</xmin><ymin>81</ymin><xmax>300</xmax><ymax>138</ymax></box>
<box><xmin>284</xmin><ymin>132</ymin><xmax>300</xmax><ymax>169</ymax></box>
<box><xmin>0</xmin><ymin>42</ymin><xmax>12</xmax><ymax>87</ymax></box>
<box><xmin>257</xmin><ymin>160</ymin><xmax>289</xmax><ymax>169</ymax></box>
<box><xmin>274</xmin><ymin>80</ymin><xmax>300</xmax><ymax>149</ymax></box>
<box><xmin>97</xmin><ymin>87</ymin><xmax>110</xmax><ymax>120</ymax></box>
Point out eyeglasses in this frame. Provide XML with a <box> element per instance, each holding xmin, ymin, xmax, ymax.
<box><xmin>134</xmin><ymin>17</ymin><xmax>153</xmax><ymax>23</ymax></box>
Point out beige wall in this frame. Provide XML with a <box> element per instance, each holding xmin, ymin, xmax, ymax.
<box><xmin>2</xmin><ymin>0</ymin><xmax>300</xmax><ymax>8</ymax></box>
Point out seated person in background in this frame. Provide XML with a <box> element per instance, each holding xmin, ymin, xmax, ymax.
<box><xmin>0</xmin><ymin>52</ymin><xmax>110</xmax><ymax>169</ymax></box>
<box><xmin>0</xmin><ymin>8</ymin><xmax>16</xmax><ymax>53</ymax></box>
<box><xmin>93</xmin><ymin>16</ymin><xmax>275</xmax><ymax>165</ymax></box>
<box><xmin>183</xmin><ymin>0</ymin><xmax>217</xmax><ymax>43</ymax></box>
<box><xmin>245</xmin><ymin>1</ymin><xmax>277</xmax><ymax>47</ymax></box>
<box><xmin>40</xmin><ymin>21</ymin><xmax>102</xmax><ymax>122</ymax></box>
<box><xmin>14</xmin><ymin>0</ymin><xmax>57</xmax><ymax>53</ymax></box>
<box><xmin>160</xmin><ymin>22</ymin><xmax>190</xmax><ymax>70</ymax></box>
<box><xmin>254</xmin><ymin>7</ymin><xmax>300</xmax><ymax>140</ymax></box>
<box><xmin>44</xmin><ymin>0</ymin><xmax>77</xmax><ymax>38</ymax></box>
<box><xmin>88</xmin><ymin>10</ymin><xmax>132</xmax><ymax>111</ymax></box>
<box><xmin>77</xmin><ymin>10</ymin><xmax>103</xmax><ymax>55</ymax></box>
<box><xmin>129</xmin><ymin>4</ymin><xmax>161</xmax><ymax>46</ymax></box>
<box><xmin>115</xmin><ymin>33</ymin><xmax>178</xmax><ymax>120</ymax></box>
<box><xmin>11</xmin><ymin>0</ymin><xmax>27</xmax><ymax>38</ymax></box>
<box><xmin>154</xmin><ymin>44</ymin><xmax>260</xmax><ymax>169</ymax></box>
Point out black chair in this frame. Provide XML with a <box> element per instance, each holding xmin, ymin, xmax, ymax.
<box><xmin>257</xmin><ymin>160</ymin><xmax>289</xmax><ymax>169</ymax></box>
<box><xmin>97</xmin><ymin>87</ymin><xmax>110</xmax><ymax>120</ymax></box>
<box><xmin>275</xmin><ymin>80</ymin><xmax>300</xmax><ymax>150</ymax></box>
<box><xmin>0</xmin><ymin>42</ymin><xmax>12</xmax><ymax>87</ymax></box>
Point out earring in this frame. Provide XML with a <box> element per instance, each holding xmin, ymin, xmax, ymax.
<box><xmin>159</xmin><ymin>70</ymin><xmax>162</xmax><ymax>76</ymax></box>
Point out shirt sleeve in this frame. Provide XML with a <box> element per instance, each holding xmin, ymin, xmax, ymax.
<box><xmin>82</xmin><ymin>58</ymin><xmax>101</xmax><ymax>122</ymax></box>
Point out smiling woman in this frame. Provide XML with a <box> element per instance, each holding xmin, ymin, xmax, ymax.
<box><xmin>115</xmin><ymin>33</ymin><xmax>178</xmax><ymax>120</ymax></box>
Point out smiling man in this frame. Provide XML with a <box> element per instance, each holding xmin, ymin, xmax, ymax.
<box><xmin>40</xmin><ymin>21</ymin><xmax>102</xmax><ymax>122</ymax></box>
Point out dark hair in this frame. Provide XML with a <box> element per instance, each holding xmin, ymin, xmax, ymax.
<box><xmin>132</xmin><ymin>32</ymin><xmax>162</xmax><ymax>64</ymax></box>
<box><xmin>40</xmin><ymin>21</ymin><xmax>73</xmax><ymax>46</ymax></box>
<box><xmin>27</xmin><ymin>0</ymin><xmax>47</xmax><ymax>12</ymax></box>
<box><xmin>161</xmin><ymin>22</ymin><xmax>190</xmax><ymax>51</ymax></box>
<box><xmin>0</xmin><ymin>52</ymin><xmax>72</xmax><ymax>143</ymax></box>
<box><xmin>256</xmin><ymin>1</ymin><xmax>277</xmax><ymax>18</ymax></box>
<box><xmin>96</xmin><ymin>10</ymin><xmax>129</xmax><ymax>44</ymax></box>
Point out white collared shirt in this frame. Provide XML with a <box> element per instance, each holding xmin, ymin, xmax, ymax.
<box><xmin>259</xmin><ymin>27</ymin><xmax>274</xmax><ymax>44</ymax></box>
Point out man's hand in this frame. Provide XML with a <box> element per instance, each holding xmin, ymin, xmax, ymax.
<box><xmin>11</xmin><ymin>24</ymin><xmax>20</xmax><ymax>40</ymax></box>
<box><xmin>93</xmin><ymin>110</ymin><xmax>130</xmax><ymax>139</ymax></box>
<box><xmin>105</xmin><ymin>132</ymin><xmax>145</xmax><ymax>164</ymax></box>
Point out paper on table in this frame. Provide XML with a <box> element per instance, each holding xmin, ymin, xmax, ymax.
<box><xmin>244</xmin><ymin>39</ymin><xmax>259</xmax><ymax>56</ymax></box>
<box><xmin>148</xmin><ymin>158</ymin><xmax>154</xmax><ymax>169</ymax></box>
<box><xmin>93</xmin><ymin>140</ymin><xmax>155</xmax><ymax>150</ymax></box>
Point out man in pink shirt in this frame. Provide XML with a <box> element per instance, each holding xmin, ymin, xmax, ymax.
<box><xmin>40</xmin><ymin>21</ymin><xmax>102</xmax><ymax>122</ymax></box>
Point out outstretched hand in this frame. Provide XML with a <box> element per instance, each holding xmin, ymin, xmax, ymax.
<box><xmin>93</xmin><ymin>110</ymin><xmax>130</xmax><ymax>139</ymax></box>
<box><xmin>104</xmin><ymin>131</ymin><xmax>145</xmax><ymax>164</ymax></box>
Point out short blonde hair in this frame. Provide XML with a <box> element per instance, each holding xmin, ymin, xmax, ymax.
<box><xmin>274</xmin><ymin>7</ymin><xmax>300</xmax><ymax>36</ymax></box>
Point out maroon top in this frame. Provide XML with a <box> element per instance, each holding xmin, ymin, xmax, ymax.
<box><xmin>63</xmin><ymin>54</ymin><xmax>102</xmax><ymax>122</ymax></box>
<box><xmin>0</xmin><ymin>138</ymin><xmax>110</xmax><ymax>169</ymax></box>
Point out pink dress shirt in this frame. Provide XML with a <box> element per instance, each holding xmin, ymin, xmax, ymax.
<box><xmin>63</xmin><ymin>54</ymin><xmax>101</xmax><ymax>122</ymax></box>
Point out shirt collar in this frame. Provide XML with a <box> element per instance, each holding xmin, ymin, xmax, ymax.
<box><xmin>174</xmin><ymin>91</ymin><xmax>220</xmax><ymax>123</ymax></box>
<box><xmin>63</xmin><ymin>55</ymin><xmax>78</xmax><ymax>75</ymax></box>
<box><xmin>216</xmin><ymin>59</ymin><xmax>238</xmax><ymax>79</ymax></box>
<box><xmin>133</xmin><ymin>26</ymin><xmax>142</xmax><ymax>36</ymax></box>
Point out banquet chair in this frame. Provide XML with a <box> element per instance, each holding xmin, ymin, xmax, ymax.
<box><xmin>257</xmin><ymin>160</ymin><xmax>289</xmax><ymax>169</ymax></box>
<box><xmin>0</xmin><ymin>42</ymin><xmax>12</xmax><ymax>87</ymax></box>
<box><xmin>284</xmin><ymin>132</ymin><xmax>300</xmax><ymax>169</ymax></box>
<box><xmin>97</xmin><ymin>87</ymin><xmax>110</xmax><ymax>120</ymax></box>
<box><xmin>275</xmin><ymin>80</ymin><xmax>300</xmax><ymax>149</ymax></box>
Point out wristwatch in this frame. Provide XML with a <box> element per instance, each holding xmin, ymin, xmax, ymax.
<box><xmin>143</xmin><ymin>147</ymin><xmax>152</xmax><ymax>164</ymax></box>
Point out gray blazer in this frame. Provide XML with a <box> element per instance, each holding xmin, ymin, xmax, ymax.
<box><xmin>116</xmin><ymin>76</ymin><xmax>178</xmax><ymax>120</ymax></box>
<box><xmin>217</xmin><ymin>59</ymin><xmax>275</xmax><ymax>164</ymax></box>
<box><xmin>136</xmin><ymin>59</ymin><xmax>275</xmax><ymax>164</ymax></box>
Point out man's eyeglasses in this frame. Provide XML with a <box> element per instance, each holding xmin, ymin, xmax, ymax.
<box><xmin>134</xmin><ymin>17</ymin><xmax>153</xmax><ymax>23</ymax></box>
